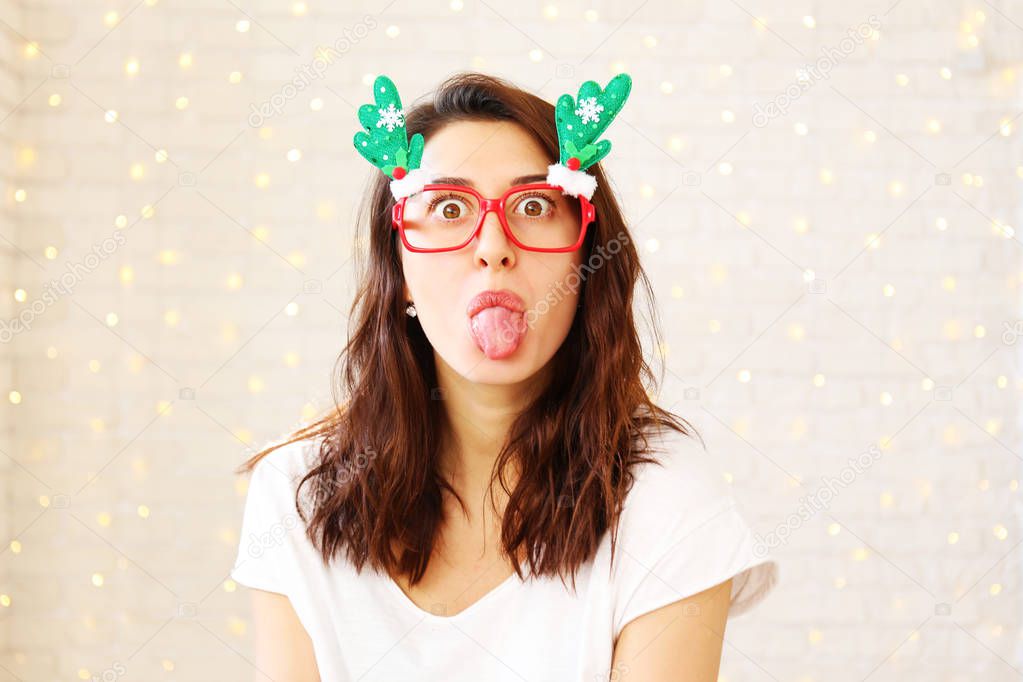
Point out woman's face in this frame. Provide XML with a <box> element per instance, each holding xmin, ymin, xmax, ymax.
<box><xmin>400</xmin><ymin>119</ymin><xmax>585</xmax><ymax>386</ymax></box>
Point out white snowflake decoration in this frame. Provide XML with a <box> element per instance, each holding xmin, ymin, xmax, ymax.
<box><xmin>574</xmin><ymin>97</ymin><xmax>604</xmax><ymax>125</ymax></box>
<box><xmin>376</xmin><ymin>103</ymin><xmax>405</xmax><ymax>132</ymax></box>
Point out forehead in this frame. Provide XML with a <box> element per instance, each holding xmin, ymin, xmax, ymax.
<box><xmin>420</xmin><ymin>120</ymin><xmax>551</xmax><ymax>191</ymax></box>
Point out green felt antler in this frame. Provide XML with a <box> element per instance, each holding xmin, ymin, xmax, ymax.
<box><xmin>554</xmin><ymin>73</ymin><xmax>632</xmax><ymax>171</ymax></box>
<box><xmin>353</xmin><ymin>75</ymin><xmax>424</xmax><ymax>180</ymax></box>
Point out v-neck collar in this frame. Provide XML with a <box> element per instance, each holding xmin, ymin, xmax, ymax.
<box><xmin>382</xmin><ymin>569</ymin><xmax>522</xmax><ymax>621</ymax></box>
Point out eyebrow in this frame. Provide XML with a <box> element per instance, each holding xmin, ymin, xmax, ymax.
<box><xmin>431</xmin><ymin>173</ymin><xmax>549</xmax><ymax>188</ymax></box>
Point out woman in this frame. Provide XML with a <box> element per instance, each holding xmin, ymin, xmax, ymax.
<box><xmin>230</xmin><ymin>71</ymin><xmax>778</xmax><ymax>681</ymax></box>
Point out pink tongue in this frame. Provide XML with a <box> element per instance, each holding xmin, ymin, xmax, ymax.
<box><xmin>470</xmin><ymin>307</ymin><xmax>527</xmax><ymax>359</ymax></box>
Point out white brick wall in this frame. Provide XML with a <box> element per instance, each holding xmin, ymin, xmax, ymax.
<box><xmin>0</xmin><ymin>0</ymin><xmax>19</xmax><ymax>672</ymax></box>
<box><xmin>1</xmin><ymin>1</ymin><xmax>1021</xmax><ymax>680</ymax></box>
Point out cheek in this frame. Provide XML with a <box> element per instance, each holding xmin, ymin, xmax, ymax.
<box><xmin>527</xmin><ymin>256</ymin><xmax>584</xmax><ymax>331</ymax></box>
<box><xmin>402</xmin><ymin>252</ymin><xmax>465</xmax><ymax>311</ymax></box>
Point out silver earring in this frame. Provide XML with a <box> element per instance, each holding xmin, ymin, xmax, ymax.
<box><xmin>406</xmin><ymin>301</ymin><xmax>417</xmax><ymax>318</ymax></box>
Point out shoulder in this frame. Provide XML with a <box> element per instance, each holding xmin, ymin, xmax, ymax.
<box><xmin>232</xmin><ymin>437</ymin><xmax>322</xmax><ymax>595</ymax></box>
<box><xmin>608</xmin><ymin>424</ymin><xmax>779</xmax><ymax>635</ymax></box>
<box><xmin>252</xmin><ymin>437</ymin><xmax>318</xmax><ymax>481</ymax></box>
<box><xmin>617</xmin><ymin>424</ymin><xmax>737</xmax><ymax>549</ymax></box>
<box><xmin>244</xmin><ymin>437</ymin><xmax>320</xmax><ymax>514</ymax></box>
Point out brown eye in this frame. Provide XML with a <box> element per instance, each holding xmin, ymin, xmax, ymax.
<box><xmin>432</xmin><ymin>198</ymin><xmax>469</xmax><ymax>220</ymax></box>
<box><xmin>513</xmin><ymin>194</ymin><xmax>554</xmax><ymax>219</ymax></box>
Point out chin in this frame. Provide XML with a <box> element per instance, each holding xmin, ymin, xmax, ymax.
<box><xmin>434</xmin><ymin>334</ymin><xmax>540</xmax><ymax>385</ymax></box>
<box><xmin>427</xmin><ymin>310</ymin><xmax>573</xmax><ymax>386</ymax></box>
<box><xmin>468</xmin><ymin>339</ymin><xmax>537</xmax><ymax>379</ymax></box>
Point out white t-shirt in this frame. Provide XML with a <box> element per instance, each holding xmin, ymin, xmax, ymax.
<box><xmin>230</xmin><ymin>425</ymin><xmax>779</xmax><ymax>681</ymax></box>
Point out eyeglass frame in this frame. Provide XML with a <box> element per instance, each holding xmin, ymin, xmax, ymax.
<box><xmin>391</xmin><ymin>182</ymin><xmax>596</xmax><ymax>253</ymax></box>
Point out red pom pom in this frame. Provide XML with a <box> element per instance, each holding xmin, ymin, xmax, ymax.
<box><xmin>392</xmin><ymin>166</ymin><xmax>406</xmax><ymax>179</ymax></box>
<box><xmin>566</xmin><ymin>157</ymin><xmax>581</xmax><ymax>171</ymax></box>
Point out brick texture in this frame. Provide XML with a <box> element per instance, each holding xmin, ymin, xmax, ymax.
<box><xmin>1</xmin><ymin>1</ymin><xmax>1021</xmax><ymax>680</ymax></box>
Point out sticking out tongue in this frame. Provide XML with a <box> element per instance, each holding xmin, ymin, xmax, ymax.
<box><xmin>469</xmin><ymin>306</ymin><xmax>527</xmax><ymax>360</ymax></box>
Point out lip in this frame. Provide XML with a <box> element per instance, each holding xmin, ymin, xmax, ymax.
<box><xmin>466</xmin><ymin>289</ymin><xmax>526</xmax><ymax>318</ymax></box>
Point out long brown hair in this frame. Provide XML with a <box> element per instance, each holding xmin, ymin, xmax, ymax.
<box><xmin>237</xmin><ymin>71</ymin><xmax>699</xmax><ymax>590</ymax></box>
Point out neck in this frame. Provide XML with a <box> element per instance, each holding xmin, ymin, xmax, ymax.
<box><xmin>433</xmin><ymin>354</ymin><xmax>550</xmax><ymax>509</ymax></box>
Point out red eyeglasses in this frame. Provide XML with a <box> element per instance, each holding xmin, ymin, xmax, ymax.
<box><xmin>391</xmin><ymin>182</ymin><xmax>596</xmax><ymax>253</ymax></box>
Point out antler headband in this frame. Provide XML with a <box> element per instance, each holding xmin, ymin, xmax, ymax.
<box><xmin>353</xmin><ymin>73</ymin><xmax>633</xmax><ymax>201</ymax></box>
<box><xmin>546</xmin><ymin>72</ymin><xmax>632</xmax><ymax>200</ymax></box>
<box><xmin>352</xmin><ymin>75</ymin><xmax>431</xmax><ymax>199</ymax></box>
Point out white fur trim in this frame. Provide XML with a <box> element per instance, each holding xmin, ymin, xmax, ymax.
<box><xmin>389</xmin><ymin>166</ymin><xmax>435</xmax><ymax>200</ymax></box>
<box><xmin>546</xmin><ymin>162</ymin><xmax>597</xmax><ymax>200</ymax></box>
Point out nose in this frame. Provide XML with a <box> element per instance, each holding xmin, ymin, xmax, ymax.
<box><xmin>473</xmin><ymin>205</ymin><xmax>515</xmax><ymax>268</ymax></box>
